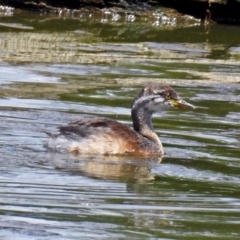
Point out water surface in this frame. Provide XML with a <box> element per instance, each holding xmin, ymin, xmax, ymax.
<box><xmin>0</xmin><ymin>9</ymin><xmax>240</xmax><ymax>240</ymax></box>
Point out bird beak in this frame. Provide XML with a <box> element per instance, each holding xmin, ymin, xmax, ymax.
<box><xmin>169</xmin><ymin>99</ymin><xmax>195</xmax><ymax>109</ymax></box>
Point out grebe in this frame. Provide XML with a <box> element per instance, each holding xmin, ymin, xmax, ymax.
<box><xmin>45</xmin><ymin>83</ymin><xmax>194</xmax><ymax>156</ymax></box>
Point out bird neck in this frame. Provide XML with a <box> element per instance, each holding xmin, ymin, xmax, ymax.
<box><xmin>131</xmin><ymin>104</ymin><xmax>162</xmax><ymax>147</ymax></box>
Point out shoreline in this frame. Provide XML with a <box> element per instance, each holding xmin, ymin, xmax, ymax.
<box><xmin>1</xmin><ymin>0</ymin><xmax>240</xmax><ymax>25</ymax></box>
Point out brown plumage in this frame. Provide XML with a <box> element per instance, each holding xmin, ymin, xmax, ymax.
<box><xmin>45</xmin><ymin>83</ymin><xmax>194</xmax><ymax>156</ymax></box>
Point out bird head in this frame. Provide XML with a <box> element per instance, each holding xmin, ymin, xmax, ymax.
<box><xmin>132</xmin><ymin>83</ymin><xmax>195</xmax><ymax>113</ymax></box>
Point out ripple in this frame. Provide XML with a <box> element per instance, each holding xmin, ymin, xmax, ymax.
<box><xmin>0</xmin><ymin>23</ymin><xmax>33</xmax><ymax>30</ymax></box>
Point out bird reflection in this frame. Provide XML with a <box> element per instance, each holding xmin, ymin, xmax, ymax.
<box><xmin>48</xmin><ymin>153</ymin><xmax>162</xmax><ymax>181</ymax></box>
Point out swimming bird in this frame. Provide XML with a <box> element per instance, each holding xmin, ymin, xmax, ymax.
<box><xmin>45</xmin><ymin>83</ymin><xmax>194</xmax><ymax>156</ymax></box>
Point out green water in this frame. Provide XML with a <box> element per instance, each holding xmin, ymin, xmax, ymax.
<box><xmin>0</xmin><ymin>8</ymin><xmax>240</xmax><ymax>240</ymax></box>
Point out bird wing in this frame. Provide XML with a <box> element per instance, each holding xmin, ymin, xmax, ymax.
<box><xmin>55</xmin><ymin>117</ymin><xmax>142</xmax><ymax>154</ymax></box>
<box><xmin>58</xmin><ymin>117</ymin><xmax>140</xmax><ymax>142</ymax></box>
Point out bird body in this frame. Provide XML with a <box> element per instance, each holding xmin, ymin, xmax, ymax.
<box><xmin>46</xmin><ymin>117</ymin><xmax>162</xmax><ymax>155</ymax></box>
<box><xmin>45</xmin><ymin>83</ymin><xmax>194</xmax><ymax>156</ymax></box>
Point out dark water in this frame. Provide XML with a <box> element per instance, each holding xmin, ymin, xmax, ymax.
<box><xmin>0</xmin><ymin>8</ymin><xmax>240</xmax><ymax>240</ymax></box>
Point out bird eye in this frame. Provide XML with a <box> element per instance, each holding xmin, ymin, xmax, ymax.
<box><xmin>165</xmin><ymin>93</ymin><xmax>171</xmax><ymax>100</ymax></box>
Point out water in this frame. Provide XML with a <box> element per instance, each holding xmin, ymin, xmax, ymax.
<box><xmin>0</xmin><ymin>9</ymin><xmax>240</xmax><ymax>240</ymax></box>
